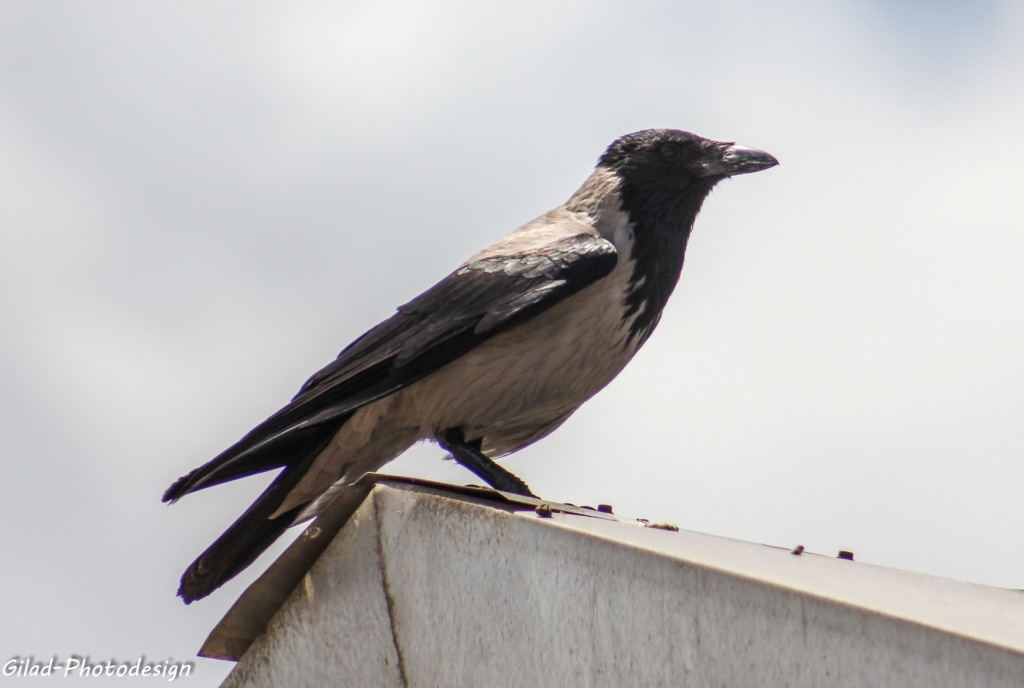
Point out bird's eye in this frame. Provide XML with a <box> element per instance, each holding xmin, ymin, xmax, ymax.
<box><xmin>660</xmin><ymin>143</ymin><xmax>680</xmax><ymax>160</ymax></box>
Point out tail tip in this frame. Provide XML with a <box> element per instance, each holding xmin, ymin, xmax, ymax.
<box><xmin>163</xmin><ymin>470</ymin><xmax>199</xmax><ymax>504</ymax></box>
<box><xmin>177</xmin><ymin>565</ymin><xmax>213</xmax><ymax>605</ymax></box>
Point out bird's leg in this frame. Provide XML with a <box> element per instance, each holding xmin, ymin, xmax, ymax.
<box><xmin>437</xmin><ymin>427</ymin><xmax>537</xmax><ymax>498</ymax></box>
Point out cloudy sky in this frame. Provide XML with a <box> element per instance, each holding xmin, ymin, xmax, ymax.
<box><xmin>2</xmin><ymin>1</ymin><xmax>1022</xmax><ymax>685</ymax></box>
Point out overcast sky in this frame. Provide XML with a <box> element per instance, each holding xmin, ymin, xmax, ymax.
<box><xmin>2</xmin><ymin>1</ymin><xmax>1023</xmax><ymax>685</ymax></box>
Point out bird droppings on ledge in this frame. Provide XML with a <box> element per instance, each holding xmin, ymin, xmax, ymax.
<box><xmin>303</xmin><ymin>574</ymin><xmax>314</xmax><ymax>603</ymax></box>
<box><xmin>645</xmin><ymin>522</ymin><xmax>679</xmax><ymax>532</ymax></box>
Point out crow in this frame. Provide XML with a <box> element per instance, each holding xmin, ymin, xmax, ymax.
<box><xmin>164</xmin><ymin>129</ymin><xmax>777</xmax><ymax>603</ymax></box>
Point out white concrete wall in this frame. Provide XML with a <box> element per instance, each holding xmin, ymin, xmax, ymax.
<box><xmin>216</xmin><ymin>480</ymin><xmax>1024</xmax><ymax>687</ymax></box>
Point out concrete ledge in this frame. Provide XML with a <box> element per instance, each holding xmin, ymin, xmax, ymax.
<box><xmin>209</xmin><ymin>477</ymin><xmax>1024</xmax><ymax>687</ymax></box>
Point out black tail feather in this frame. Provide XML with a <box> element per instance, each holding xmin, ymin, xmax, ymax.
<box><xmin>176</xmin><ymin>423</ymin><xmax>342</xmax><ymax>604</ymax></box>
<box><xmin>163</xmin><ymin>423</ymin><xmax>346</xmax><ymax>504</ymax></box>
<box><xmin>178</xmin><ymin>499</ymin><xmax>305</xmax><ymax>604</ymax></box>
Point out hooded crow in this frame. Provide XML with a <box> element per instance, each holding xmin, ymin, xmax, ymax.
<box><xmin>165</xmin><ymin>128</ymin><xmax>777</xmax><ymax>603</ymax></box>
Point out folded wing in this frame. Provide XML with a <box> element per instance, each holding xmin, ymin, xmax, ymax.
<box><xmin>164</xmin><ymin>229</ymin><xmax>618</xmax><ymax>503</ymax></box>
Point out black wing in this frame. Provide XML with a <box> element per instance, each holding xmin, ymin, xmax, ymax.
<box><xmin>164</xmin><ymin>231</ymin><xmax>618</xmax><ymax>502</ymax></box>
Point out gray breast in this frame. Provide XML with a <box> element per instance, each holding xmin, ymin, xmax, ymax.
<box><xmin>390</xmin><ymin>221</ymin><xmax>644</xmax><ymax>455</ymax></box>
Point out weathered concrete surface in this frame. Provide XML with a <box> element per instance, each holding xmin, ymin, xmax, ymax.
<box><xmin>219</xmin><ymin>480</ymin><xmax>1024</xmax><ymax>687</ymax></box>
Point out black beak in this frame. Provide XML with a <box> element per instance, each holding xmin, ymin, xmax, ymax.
<box><xmin>697</xmin><ymin>143</ymin><xmax>778</xmax><ymax>178</ymax></box>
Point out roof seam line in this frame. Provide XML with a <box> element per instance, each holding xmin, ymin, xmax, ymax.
<box><xmin>374</xmin><ymin>488</ymin><xmax>410</xmax><ymax>688</ymax></box>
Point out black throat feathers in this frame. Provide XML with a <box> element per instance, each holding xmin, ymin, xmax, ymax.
<box><xmin>617</xmin><ymin>177</ymin><xmax>718</xmax><ymax>345</ymax></box>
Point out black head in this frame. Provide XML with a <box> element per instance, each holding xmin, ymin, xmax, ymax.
<box><xmin>597</xmin><ymin>129</ymin><xmax>777</xmax><ymax>345</ymax></box>
<box><xmin>598</xmin><ymin>128</ymin><xmax>778</xmax><ymax>196</ymax></box>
